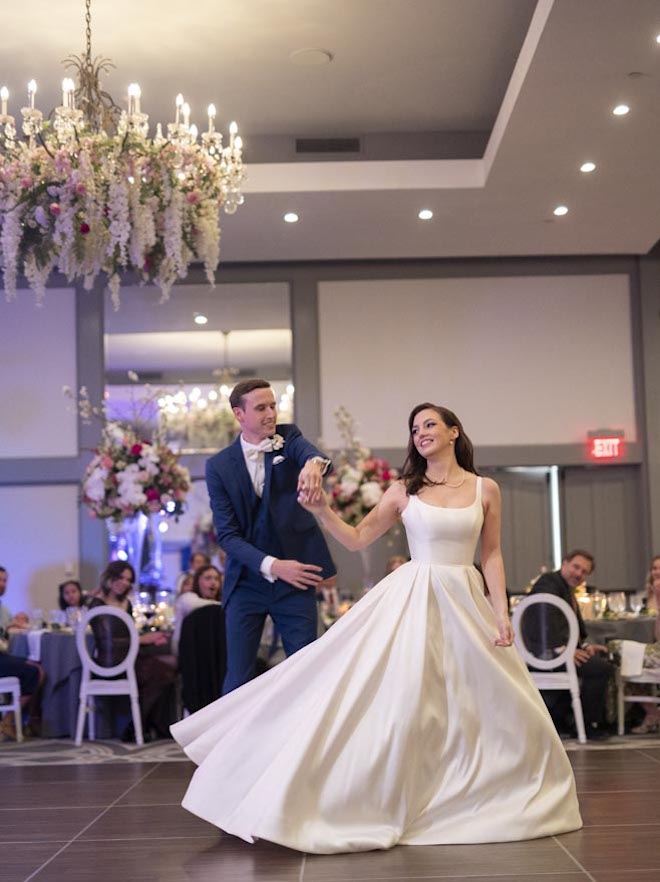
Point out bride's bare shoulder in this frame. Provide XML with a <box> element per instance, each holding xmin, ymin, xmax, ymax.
<box><xmin>481</xmin><ymin>476</ymin><xmax>501</xmax><ymax>503</ymax></box>
<box><xmin>384</xmin><ymin>479</ymin><xmax>409</xmax><ymax>510</ymax></box>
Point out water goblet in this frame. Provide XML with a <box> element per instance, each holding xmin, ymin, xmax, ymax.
<box><xmin>591</xmin><ymin>591</ymin><xmax>607</xmax><ymax>618</ymax></box>
<box><xmin>30</xmin><ymin>608</ymin><xmax>44</xmax><ymax>630</ymax></box>
<box><xmin>607</xmin><ymin>591</ymin><xmax>627</xmax><ymax>615</ymax></box>
<box><xmin>629</xmin><ymin>592</ymin><xmax>645</xmax><ymax>615</ymax></box>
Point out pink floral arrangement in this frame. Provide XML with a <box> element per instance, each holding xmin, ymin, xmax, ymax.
<box><xmin>82</xmin><ymin>422</ymin><xmax>190</xmax><ymax>522</ymax></box>
<box><xmin>325</xmin><ymin>406</ymin><xmax>399</xmax><ymax>527</ymax></box>
<box><xmin>65</xmin><ymin>383</ymin><xmax>190</xmax><ymax>522</ymax></box>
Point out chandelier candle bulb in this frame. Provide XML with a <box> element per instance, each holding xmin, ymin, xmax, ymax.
<box><xmin>182</xmin><ymin>102</ymin><xmax>191</xmax><ymax>128</ymax></box>
<box><xmin>27</xmin><ymin>80</ymin><xmax>36</xmax><ymax>109</ymax></box>
<box><xmin>229</xmin><ymin>120</ymin><xmax>237</xmax><ymax>148</ymax></box>
<box><xmin>62</xmin><ymin>78</ymin><xmax>75</xmax><ymax>109</ymax></box>
<box><xmin>1</xmin><ymin>86</ymin><xmax>8</xmax><ymax>117</ymax></box>
<box><xmin>189</xmin><ymin>123</ymin><xmax>198</xmax><ymax>142</ymax></box>
<box><xmin>207</xmin><ymin>103</ymin><xmax>216</xmax><ymax>133</ymax></box>
<box><xmin>175</xmin><ymin>92</ymin><xmax>184</xmax><ymax>125</ymax></box>
<box><xmin>128</xmin><ymin>83</ymin><xmax>141</xmax><ymax>115</ymax></box>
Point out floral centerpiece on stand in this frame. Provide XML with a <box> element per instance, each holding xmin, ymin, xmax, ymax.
<box><xmin>65</xmin><ymin>383</ymin><xmax>190</xmax><ymax>591</ymax></box>
<box><xmin>66</xmin><ymin>383</ymin><xmax>190</xmax><ymax>522</ymax></box>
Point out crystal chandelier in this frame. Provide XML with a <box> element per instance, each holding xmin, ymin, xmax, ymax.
<box><xmin>0</xmin><ymin>0</ymin><xmax>245</xmax><ymax>307</ymax></box>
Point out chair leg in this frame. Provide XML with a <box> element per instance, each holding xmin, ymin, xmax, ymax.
<box><xmin>130</xmin><ymin>694</ymin><xmax>144</xmax><ymax>746</ymax></box>
<box><xmin>12</xmin><ymin>688</ymin><xmax>23</xmax><ymax>743</ymax></box>
<box><xmin>617</xmin><ymin>675</ymin><xmax>625</xmax><ymax>737</ymax></box>
<box><xmin>75</xmin><ymin>694</ymin><xmax>87</xmax><ymax>746</ymax></box>
<box><xmin>570</xmin><ymin>688</ymin><xmax>587</xmax><ymax>744</ymax></box>
<box><xmin>88</xmin><ymin>698</ymin><xmax>96</xmax><ymax>742</ymax></box>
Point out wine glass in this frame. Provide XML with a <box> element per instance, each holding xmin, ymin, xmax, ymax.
<box><xmin>591</xmin><ymin>591</ymin><xmax>607</xmax><ymax>618</ymax></box>
<box><xmin>607</xmin><ymin>591</ymin><xmax>627</xmax><ymax>615</ymax></box>
<box><xmin>629</xmin><ymin>592</ymin><xmax>645</xmax><ymax>615</ymax></box>
<box><xmin>30</xmin><ymin>608</ymin><xmax>44</xmax><ymax>630</ymax></box>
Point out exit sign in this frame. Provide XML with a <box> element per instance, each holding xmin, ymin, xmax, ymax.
<box><xmin>587</xmin><ymin>430</ymin><xmax>625</xmax><ymax>461</ymax></box>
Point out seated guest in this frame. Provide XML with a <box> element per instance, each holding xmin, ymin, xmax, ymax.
<box><xmin>89</xmin><ymin>561</ymin><xmax>177</xmax><ymax>740</ymax></box>
<box><xmin>627</xmin><ymin>555</ymin><xmax>660</xmax><ymax>734</ymax></box>
<box><xmin>0</xmin><ymin>652</ymin><xmax>44</xmax><ymax>740</ymax></box>
<box><xmin>0</xmin><ymin>567</ymin><xmax>44</xmax><ymax>738</ymax></box>
<box><xmin>645</xmin><ymin>555</ymin><xmax>660</xmax><ymax>612</ymax></box>
<box><xmin>0</xmin><ymin>566</ymin><xmax>29</xmax><ymax>633</ymax></box>
<box><xmin>58</xmin><ymin>579</ymin><xmax>90</xmax><ymax>611</ymax></box>
<box><xmin>173</xmin><ymin>565</ymin><xmax>223</xmax><ymax>654</ymax></box>
<box><xmin>528</xmin><ymin>549</ymin><xmax>613</xmax><ymax>740</ymax></box>
<box><xmin>174</xmin><ymin>551</ymin><xmax>211</xmax><ymax>594</ymax></box>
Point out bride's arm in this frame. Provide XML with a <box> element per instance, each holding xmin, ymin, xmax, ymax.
<box><xmin>480</xmin><ymin>478</ymin><xmax>513</xmax><ymax>647</ymax></box>
<box><xmin>300</xmin><ymin>481</ymin><xmax>405</xmax><ymax>551</ymax></box>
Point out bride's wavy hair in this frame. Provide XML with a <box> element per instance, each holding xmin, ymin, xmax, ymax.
<box><xmin>401</xmin><ymin>403</ymin><xmax>478</xmax><ymax>496</ymax></box>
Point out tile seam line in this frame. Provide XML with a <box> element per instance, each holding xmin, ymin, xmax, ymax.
<box><xmin>21</xmin><ymin>760</ymin><xmax>163</xmax><ymax>882</ymax></box>
<box><xmin>552</xmin><ymin>834</ymin><xmax>598</xmax><ymax>882</ymax></box>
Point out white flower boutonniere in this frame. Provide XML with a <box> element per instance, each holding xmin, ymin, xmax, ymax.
<box><xmin>270</xmin><ymin>434</ymin><xmax>285</xmax><ymax>452</ymax></box>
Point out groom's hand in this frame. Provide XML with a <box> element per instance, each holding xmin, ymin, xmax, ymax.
<box><xmin>271</xmin><ymin>559</ymin><xmax>323</xmax><ymax>590</ymax></box>
<box><xmin>298</xmin><ymin>459</ymin><xmax>325</xmax><ymax>503</ymax></box>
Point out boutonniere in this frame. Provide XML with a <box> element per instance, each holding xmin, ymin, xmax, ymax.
<box><xmin>270</xmin><ymin>434</ymin><xmax>285</xmax><ymax>452</ymax></box>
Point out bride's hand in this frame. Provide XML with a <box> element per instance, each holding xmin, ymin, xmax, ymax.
<box><xmin>298</xmin><ymin>488</ymin><xmax>329</xmax><ymax>512</ymax></box>
<box><xmin>494</xmin><ymin>615</ymin><xmax>513</xmax><ymax>647</ymax></box>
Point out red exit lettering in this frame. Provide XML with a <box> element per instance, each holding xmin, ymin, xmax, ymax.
<box><xmin>588</xmin><ymin>437</ymin><xmax>624</xmax><ymax>460</ymax></box>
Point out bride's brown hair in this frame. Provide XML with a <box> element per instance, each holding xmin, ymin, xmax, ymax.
<box><xmin>401</xmin><ymin>403</ymin><xmax>478</xmax><ymax>496</ymax></box>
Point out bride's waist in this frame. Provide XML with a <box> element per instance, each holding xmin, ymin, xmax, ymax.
<box><xmin>410</xmin><ymin>558</ymin><xmax>476</xmax><ymax>568</ymax></box>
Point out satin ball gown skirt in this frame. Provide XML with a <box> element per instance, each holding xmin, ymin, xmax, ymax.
<box><xmin>172</xmin><ymin>480</ymin><xmax>582</xmax><ymax>853</ymax></box>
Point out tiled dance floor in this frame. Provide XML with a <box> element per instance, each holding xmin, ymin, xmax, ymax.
<box><xmin>2</xmin><ymin>739</ymin><xmax>660</xmax><ymax>881</ymax></box>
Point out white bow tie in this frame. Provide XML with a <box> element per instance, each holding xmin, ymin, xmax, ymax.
<box><xmin>244</xmin><ymin>438</ymin><xmax>277</xmax><ymax>460</ymax></box>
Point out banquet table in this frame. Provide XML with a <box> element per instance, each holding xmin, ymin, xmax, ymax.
<box><xmin>585</xmin><ymin>616</ymin><xmax>657</xmax><ymax>644</ymax></box>
<box><xmin>9</xmin><ymin>629</ymin><xmax>95</xmax><ymax>738</ymax></box>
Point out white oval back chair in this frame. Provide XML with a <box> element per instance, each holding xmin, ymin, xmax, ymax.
<box><xmin>74</xmin><ymin>605</ymin><xmax>143</xmax><ymax>746</ymax></box>
<box><xmin>511</xmin><ymin>593</ymin><xmax>587</xmax><ymax>744</ymax></box>
<box><xmin>0</xmin><ymin>676</ymin><xmax>23</xmax><ymax>742</ymax></box>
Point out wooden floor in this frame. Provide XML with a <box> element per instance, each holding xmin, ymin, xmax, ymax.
<box><xmin>3</xmin><ymin>745</ymin><xmax>660</xmax><ymax>882</ymax></box>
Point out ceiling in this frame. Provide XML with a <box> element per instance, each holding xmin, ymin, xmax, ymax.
<box><xmin>4</xmin><ymin>0</ymin><xmax>660</xmax><ymax>267</ymax></box>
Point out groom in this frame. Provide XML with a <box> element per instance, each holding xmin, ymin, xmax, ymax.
<box><xmin>206</xmin><ymin>378</ymin><xmax>336</xmax><ymax>693</ymax></box>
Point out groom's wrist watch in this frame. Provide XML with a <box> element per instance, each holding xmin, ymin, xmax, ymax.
<box><xmin>308</xmin><ymin>456</ymin><xmax>331</xmax><ymax>475</ymax></box>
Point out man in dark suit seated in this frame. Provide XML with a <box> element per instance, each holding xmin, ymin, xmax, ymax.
<box><xmin>527</xmin><ymin>549</ymin><xmax>613</xmax><ymax>740</ymax></box>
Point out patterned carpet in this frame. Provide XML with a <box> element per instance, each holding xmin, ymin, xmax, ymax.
<box><xmin>1</xmin><ymin>733</ymin><xmax>660</xmax><ymax>765</ymax></box>
<box><xmin>0</xmin><ymin>737</ymin><xmax>189</xmax><ymax>765</ymax></box>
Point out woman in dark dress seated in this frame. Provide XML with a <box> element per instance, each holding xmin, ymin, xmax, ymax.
<box><xmin>89</xmin><ymin>561</ymin><xmax>177</xmax><ymax>740</ymax></box>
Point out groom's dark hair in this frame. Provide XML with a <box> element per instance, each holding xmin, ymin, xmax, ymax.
<box><xmin>230</xmin><ymin>378</ymin><xmax>271</xmax><ymax>410</ymax></box>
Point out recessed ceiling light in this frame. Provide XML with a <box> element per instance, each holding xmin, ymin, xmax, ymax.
<box><xmin>612</xmin><ymin>104</ymin><xmax>630</xmax><ymax>116</ymax></box>
<box><xmin>553</xmin><ymin>205</ymin><xmax>569</xmax><ymax>217</ymax></box>
<box><xmin>194</xmin><ymin>314</ymin><xmax>208</xmax><ymax>325</ymax></box>
<box><xmin>284</xmin><ymin>212</ymin><xmax>299</xmax><ymax>223</ymax></box>
<box><xmin>418</xmin><ymin>209</ymin><xmax>433</xmax><ymax>220</ymax></box>
<box><xmin>289</xmin><ymin>48</ymin><xmax>333</xmax><ymax>66</ymax></box>
<box><xmin>580</xmin><ymin>161</ymin><xmax>596</xmax><ymax>173</ymax></box>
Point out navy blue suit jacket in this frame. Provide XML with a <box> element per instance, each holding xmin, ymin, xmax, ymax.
<box><xmin>206</xmin><ymin>424</ymin><xmax>336</xmax><ymax>606</ymax></box>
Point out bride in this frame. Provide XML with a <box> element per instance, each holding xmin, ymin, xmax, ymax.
<box><xmin>171</xmin><ymin>402</ymin><xmax>582</xmax><ymax>853</ymax></box>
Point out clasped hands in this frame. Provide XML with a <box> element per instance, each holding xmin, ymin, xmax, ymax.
<box><xmin>574</xmin><ymin>642</ymin><xmax>607</xmax><ymax>666</ymax></box>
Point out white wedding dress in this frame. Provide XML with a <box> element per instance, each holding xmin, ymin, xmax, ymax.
<box><xmin>171</xmin><ymin>478</ymin><xmax>582</xmax><ymax>853</ymax></box>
